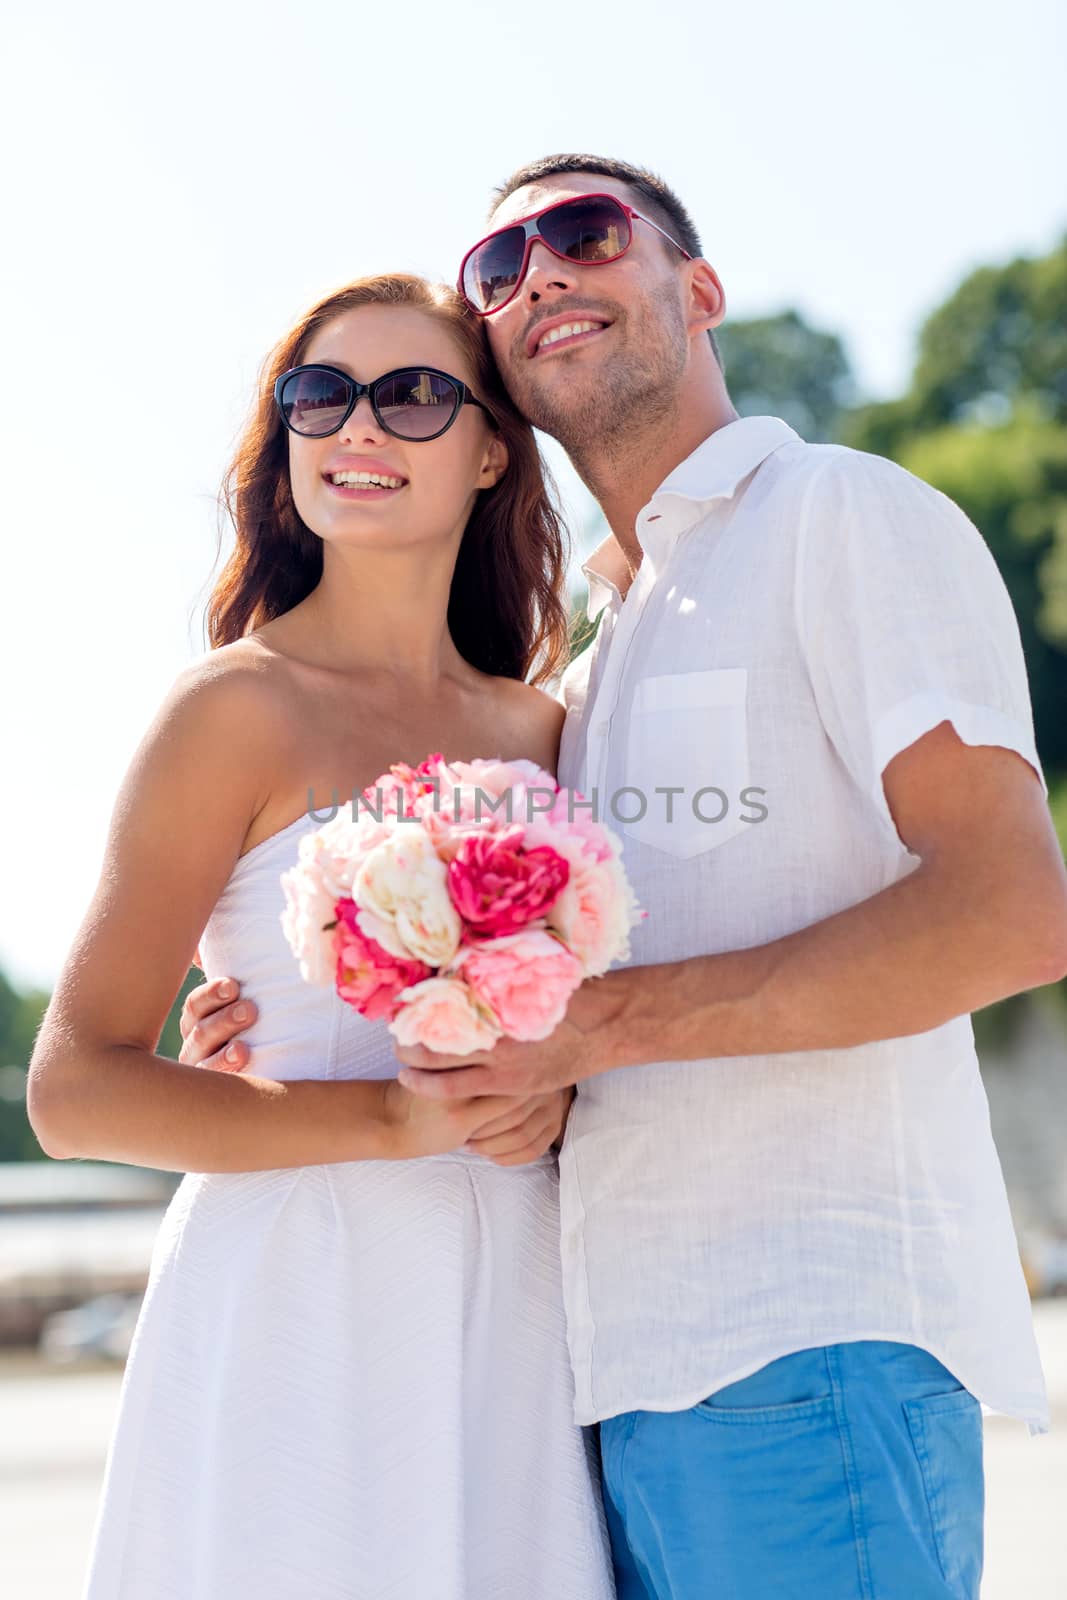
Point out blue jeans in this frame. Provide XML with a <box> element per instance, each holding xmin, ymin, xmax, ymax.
<box><xmin>599</xmin><ymin>1341</ymin><xmax>984</xmax><ymax>1600</ymax></box>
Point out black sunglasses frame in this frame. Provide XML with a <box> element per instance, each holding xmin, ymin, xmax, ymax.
<box><xmin>274</xmin><ymin>363</ymin><xmax>493</xmax><ymax>442</ymax></box>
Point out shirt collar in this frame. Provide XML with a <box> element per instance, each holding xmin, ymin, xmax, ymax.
<box><xmin>580</xmin><ymin>416</ymin><xmax>801</xmax><ymax>620</ymax></box>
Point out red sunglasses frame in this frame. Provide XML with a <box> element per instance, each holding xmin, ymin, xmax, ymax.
<box><xmin>458</xmin><ymin>191</ymin><xmax>693</xmax><ymax>317</ymax></box>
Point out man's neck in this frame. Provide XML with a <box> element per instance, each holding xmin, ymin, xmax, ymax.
<box><xmin>573</xmin><ymin>389</ymin><xmax>739</xmax><ymax>585</ymax></box>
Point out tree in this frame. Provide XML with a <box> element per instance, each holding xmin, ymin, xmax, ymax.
<box><xmin>897</xmin><ymin>415</ymin><xmax>1067</xmax><ymax>770</ymax></box>
<box><xmin>0</xmin><ymin>967</ymin><xmax>51</xmax><ymax>1160</ymax></box>
<box><xmin>718</xmin><ymin>309</ymin><xmax>857</xmax><ymax>442</ymax></box>
<box><xmin>908</xmin><ymin>238</ymin><xmax>1067</xmax><ymax>431</ymax></box>
<box><xmin>844</xmin><ymin>238</ymin><xmax>1067</xmax><ymax>777</ymax></box>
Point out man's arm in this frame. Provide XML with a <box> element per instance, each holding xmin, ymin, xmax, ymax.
<box><xmin>601</xmin><ymin>723</ymin><xmax>1067</xmax><ymax>1063</ymax></box>
<box><xmin>394</xmin><ymin>723</ymin><xmax>1067</xmax><ymax>1099</ymax></box>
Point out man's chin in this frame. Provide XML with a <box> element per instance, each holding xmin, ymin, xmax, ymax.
<box><xmin>512</xmin><ymin>368</ymin><xmax>608</xmax><ymax>443</ymax></box>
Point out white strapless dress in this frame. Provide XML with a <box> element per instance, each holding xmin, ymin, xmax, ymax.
<box><xmin>82</xmin><ymin>814</ymin><xmax>615</xmax><ymax>1600</ymax></box>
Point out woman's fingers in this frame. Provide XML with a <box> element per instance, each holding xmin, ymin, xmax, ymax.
<box><xmin>466</xmin><ymin>1106</ymin><xmax>557</xmax><ymax>1163</ymax></box>
<box><xmin>484</xmin><ymin>1129</ymin><xmax>556</xmax><ymax>1165</ymax></box>
<box><xmin>465</xmin><ymin>1094</ymin><xmax>547</xmax><ymax>1140</ymax></box>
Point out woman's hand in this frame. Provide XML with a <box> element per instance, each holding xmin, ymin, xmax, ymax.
<box><xmin>463</xmin><ymin>1085</ymin><xmax>576</xmax><ymax>1166</ymax></box>
<box><xmin>183</xmin><ymin>977</ymin><xmax>579</xmax><ymax>1167</ymax></box>
<box><xmin>380</xmin><ymin>1080</ymin><xmax>548</xmax><ymax>1162</ymax></box>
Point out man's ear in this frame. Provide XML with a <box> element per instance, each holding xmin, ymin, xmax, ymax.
<box><xmin>479</xmin><ymin>431</ymin><xmax>509</xmax><ymax>489</ymax></box>
<box><xmin>686</xmin><ymin>258</ymin><xmax>726</xmax><ymax>337</ymax></box>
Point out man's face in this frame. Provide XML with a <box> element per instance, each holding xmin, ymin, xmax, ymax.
<box><xmin>477</xmin><ymin>173</ymin><xmax>692</xmax><ymax>451</ymax></box>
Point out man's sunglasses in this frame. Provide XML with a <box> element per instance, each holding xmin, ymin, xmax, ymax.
<box><xmin>274</xmin><ymin>364</ymin><xmax>492</xmax><ymax>442</ymax></box>
<box><xmin>458</xmin><ymin>191</ymin><xmax>693</xmax><ymax>317</ymax></box>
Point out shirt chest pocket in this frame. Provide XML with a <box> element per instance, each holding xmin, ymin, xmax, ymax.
<box><xmin>620</xmin><ymin>668</ymin><xmax>753</xmax><ymax>859</ymax></box>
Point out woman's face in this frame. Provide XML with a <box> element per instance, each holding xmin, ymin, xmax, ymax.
<box><xmin>287</xmin><ymin>304</ymin><xmax>507</xmax><ymax>555</ymax></box>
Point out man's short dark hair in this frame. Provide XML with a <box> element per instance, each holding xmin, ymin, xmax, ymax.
<box><xmin>491</xmin><ymin>153</ymin><xmax>721</xmax><ymax>365</ymax></box>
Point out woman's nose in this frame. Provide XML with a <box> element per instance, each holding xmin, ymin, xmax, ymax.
<box><xmin>339</xmin><ymin>395</ymin><xmax>387</xmax><ymax>444</ymax></box>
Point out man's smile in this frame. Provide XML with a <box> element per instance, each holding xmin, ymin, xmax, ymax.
<box><xmin>526</xmin><ymin>313</ymin><xmax>613</xmax><ymax>359</ymax></box>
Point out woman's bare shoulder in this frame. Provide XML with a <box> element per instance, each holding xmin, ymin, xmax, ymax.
<box><xmin>165</xmin><ymin>638</ymin><xmax>303</xmax><ymax>727</ymax></box>
<box><xmin>484</xmin><ymin>675</ymin><xmax>566</xmax><ymax>773</ymax></box>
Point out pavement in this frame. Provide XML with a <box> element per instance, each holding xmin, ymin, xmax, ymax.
<box><xmin>1</xmin><ymin>1301</ymin><xmax>1065</xmax><ymax>1598</ymax></box>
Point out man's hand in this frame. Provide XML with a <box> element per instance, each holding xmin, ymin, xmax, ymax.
<box><xmin>395</xmin><ymin>981</ymin><xmax>619</xmax><ymax>1099</ymax></box>
<box><xmin>178</xmin><ymin>977</ymin><xmax>258</xmax><ymax>1072</ymax></box>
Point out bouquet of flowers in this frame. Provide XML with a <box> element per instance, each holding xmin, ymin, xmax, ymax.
<box><xmin>280</xmin><ymin>754</ymin><xmax>643</xmax><ymax>1054</ymax></box>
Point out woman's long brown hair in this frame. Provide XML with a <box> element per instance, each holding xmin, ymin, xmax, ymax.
<box><xmin>206</xmin><ymin>275</ymin><xmax>570</xmax><ymax>685</ymax></box>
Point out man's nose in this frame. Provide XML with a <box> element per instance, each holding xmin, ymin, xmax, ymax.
<box><xmin>520</xmin><ymin>239</ymin><xmax>578</xmax><ymax>305</ymax></box>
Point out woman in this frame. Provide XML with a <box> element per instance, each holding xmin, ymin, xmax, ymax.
<box><xmin>28</xmin><ymin>275</ymin><xmax>616</xmax><ymax>1599</ymax></box>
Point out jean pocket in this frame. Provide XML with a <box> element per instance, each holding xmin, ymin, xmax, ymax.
<box><xmin>691</xmin><ymin>1393</ymin><xmax>836</xmax><ymax>1426</ymax></box>
<box><xmin>903</xmin><ymin>1389</ymin><xmax>984</xmax><ymax>1599</ymax></box>
<box><xmin>622</xmin><ymin>668</ymin><xmax>753</xmax><ymax>859</ymax></box>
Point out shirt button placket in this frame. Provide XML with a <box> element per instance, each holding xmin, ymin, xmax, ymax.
<box><xmin>585</xmin><ymin>558</ymin><xmax>657</xmax><ymax>814</ymax></box>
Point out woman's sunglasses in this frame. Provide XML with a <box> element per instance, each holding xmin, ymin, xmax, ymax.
<box><xmin>274</xmin><ymin>364</ymin><xmax>492</xmax><ymax>442</ymax></box>
<box><xmin>458</xmin><ymin>191</ymin><xmax>693</xmax><ymax>317</ymax></box>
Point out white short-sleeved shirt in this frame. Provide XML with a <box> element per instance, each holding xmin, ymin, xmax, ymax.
<box><xmin>556</xmin><ymin>415</ymin><xmax>1049</xmax><ymax>1432</ymax></box>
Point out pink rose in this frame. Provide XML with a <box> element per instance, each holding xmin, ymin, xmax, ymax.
<box><xmin>333</xmin><ymin>897</ymin><xmax>431</xmax><ymax>1020</ymax></box>
<box><xmin>280</xmin><ymin>853</ymin><xmax>341</xmax><ymax>987</ymax></box>
<box><xmin>452</xmin><ymin>928</ymin><xmax>583</xmax><ymax>1041</ymax></box>
<box><xmin>360</xmin><ymin>754</ymin><xmax>446</xmax><ymax>825</ymax></box>
<box><xmin>523</xmin><ymin>809</ymin><xmax>643</xmax><ymax>975</ymax></box>
<box><xmin>545</xmin><ymin>852</ymin><xmax>640</xmax><ymax>976</ymax></box>
<box><xmin>424</xmin><ymin>757</ymin><xmax>559</xmax><ymax>836</ymax></box>
<box><xmin>445</xmin><ymin>757</ymin><xmax>558</xmax><ymax>798</ymax></box>
<box><xmin>388</xmin><ymin>977</ymin><xmax>502</xmax><ymax>1055</ymax></box>
<box><xmin>526</xmin><ymin>791</ymin><xmax>615</xmax><ymax>862</ymax></box>
<box><xmin>447</xmin><ymin>824</ymin><xmax>570</xmax><ymax>936</ymax></box>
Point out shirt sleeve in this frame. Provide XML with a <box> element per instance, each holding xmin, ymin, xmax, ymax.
<box><xmin>794</xmin><ymin>446</ymin><xmax>1047</xmax><ymax>840</ymax></box>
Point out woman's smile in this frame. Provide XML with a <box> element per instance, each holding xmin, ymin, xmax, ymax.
<box><xmin>321</xmin><ymin>454</ymin><xmax>409</xmax><ymax>500</ymax></box>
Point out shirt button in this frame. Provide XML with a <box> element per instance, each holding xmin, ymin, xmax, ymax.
<box><xmin>593</xmin><ymin>720</ymin><xmax>609</xmax><ymax>737</ymax></box>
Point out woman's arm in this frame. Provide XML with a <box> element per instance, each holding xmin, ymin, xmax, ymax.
<box><xmin>27</xmin><ymin>660</ymin><xmax>400</xmax><ymax>1173</ymax></box>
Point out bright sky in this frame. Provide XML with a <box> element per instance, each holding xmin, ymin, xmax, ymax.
<box><xmin>2</xmin><ymin>0</ymin><xmax>1064</xmax><ymax>991</ymax></box>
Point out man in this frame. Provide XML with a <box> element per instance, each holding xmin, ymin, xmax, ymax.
<box><xmin>180</xmin><ymin>155</ymin><xmax>1067</xmax><ymax>1598</ymax></box>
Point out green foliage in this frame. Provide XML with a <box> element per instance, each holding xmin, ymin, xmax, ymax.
<box><xmin>0</xmin><ymin>969</ymin><xmax>50</xmax><ymax>1158</ymax></box>
<box><xmin>158</xmin><ymin>966</ymin><xmax>208</xmax><ymax>1061</ymax></box>
<box><xmin>971</xmin><ymin>990</ymin><xmax>1032</xmax><ymax>1055</ymax></box>
<box><xmin>567</xmin><ymin>589</ymin><xmax>601</xmax><ymax>665</ymax></box>
<box><xmin>895</xmin><ymin>416</ymin><xmax>1067</xmax><ymax>769</ymax></box>
<box><xmin>910</xmin><ymin>238</ymin><xmax>1067</xmax><ymax>431</ymax></box>
<box><xmin>845</xmin><ymin>237</ymin><xmax>1067</xmax><ymax>456</ymax></box>
<box><xmin>1049</xmin><ymin>775</ymin><xmax>1067</xmax><ymax>855</ymax></box>
<box><xmin>718</xmin><ymin>309</ymin><xmax>857</xmax><ymax>443</ymax></box>
<box><xmin>0</xmin><ymin>966</ymin><xmax>49</xmax><ymax>1068</ymax></box>
<box><xmin>844</xmin><ymin>237</ymin><xmax>1067</xmax><ymax>779</ymax></box>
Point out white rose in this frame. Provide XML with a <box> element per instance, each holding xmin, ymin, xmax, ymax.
<box><xmin>315</xmin><ymin>808</ymin><xmax>392</xmax><ymax>895</ymax></box>
<box><xmin>354</xmin><ymin>829</ymin><xmax>462</xmax><ymax>968</ymax></box>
